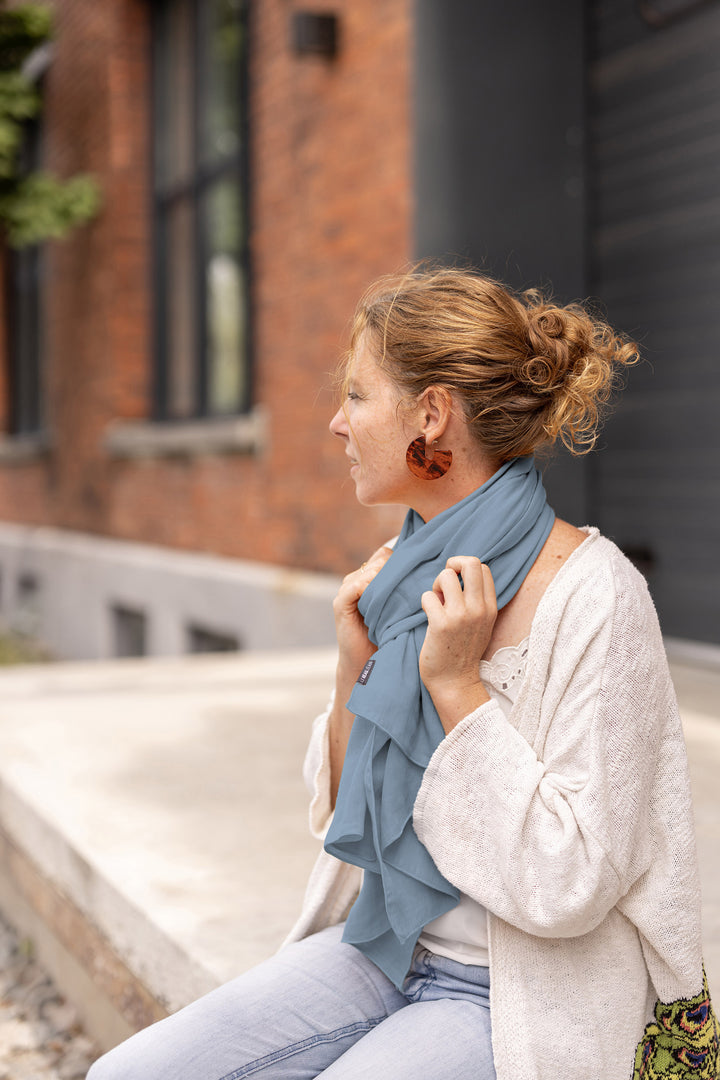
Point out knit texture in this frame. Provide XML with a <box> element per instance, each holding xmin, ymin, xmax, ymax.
<box><xmin>285</xmin><ymin>529</ymin><xmax>715</xmax><ymax>1080</ymax></box>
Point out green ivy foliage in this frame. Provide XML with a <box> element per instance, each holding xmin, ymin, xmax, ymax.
<box><xmin>0</xmin><ymin>1</ymin><xmax>100</xmax><ymax>248</ymax></box>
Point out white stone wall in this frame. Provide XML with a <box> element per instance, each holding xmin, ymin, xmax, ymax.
<box><xmin>0</xmin><ymin>524</ymin><xmax>339</xmax><ymax>660</ymax></box>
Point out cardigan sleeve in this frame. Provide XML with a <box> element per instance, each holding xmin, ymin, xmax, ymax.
<box><xmin>303</xmin><ymin>694</ymin><xmax>335</xmax><ymax>839</ymax></box>
<box><xmin>413</xmin><ymin>549</ymin><xmax>678</xmax><ymax>939</ymax></box>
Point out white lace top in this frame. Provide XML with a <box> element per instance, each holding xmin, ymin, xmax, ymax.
<box><xmin>417</xmin><ymin>637</ymin><xmax>530</xmax><ymax>966</ymax></box>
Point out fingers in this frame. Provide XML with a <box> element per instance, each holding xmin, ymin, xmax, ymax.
<box><xmin>429</xmin><ymin>566</ymin><xmax>464</xmax><ymax>607</ymax></box>
<box><xmin>363</xmin><ymin>545</ymin><xmax>394</xmax><ymax>574</ymax></box>
<box><xmin>336</xmin><ymin>545</ymin><xmax>393</xmax><ymax>612</ymax></box>
<box><xmin>428</xmin><ymin>556</ymin><xmax>496</xmax><ymax>612</ymax></box>
<box><xmin>344</xmin><ymin>545</ymin><xmax>392</xmax><ymax>580</ymax></box>
<box><xmin>443</xmin><ymin>555</ymin><xmax>494</xmax><ymax>592</ymax></box>
<box><xmin>420</xmin><ymin>587</ymin><xmax>444</xmax><ymax>619</ymax></box>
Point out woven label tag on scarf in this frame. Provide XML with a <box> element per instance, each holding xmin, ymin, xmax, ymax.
<box><xmin>357</xmin><ymin>658</ymin><xmax>376</xmax><ymax>685</ymax></box>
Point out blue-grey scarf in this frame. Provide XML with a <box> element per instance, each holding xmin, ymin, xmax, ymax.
<box><xmin>324</xmin><ymin>455</ymin><xmax>555</xmax><ymax>989</ymax></box>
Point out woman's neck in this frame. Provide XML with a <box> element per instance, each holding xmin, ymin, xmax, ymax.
<box><xmin>410</xmin><ymin>448</ymin><xmax>502</xmax><ymax>522</ymax></box>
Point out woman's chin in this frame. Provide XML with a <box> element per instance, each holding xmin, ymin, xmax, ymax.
<box><xmin>353</xmin><ymin>482</ymin><xmax>380</xmax><ymax>507</ymax></box>
<box><xmin>354</xmin><ymin>486</ymin><xmax>403</xmax><ymax>510</ymax></box>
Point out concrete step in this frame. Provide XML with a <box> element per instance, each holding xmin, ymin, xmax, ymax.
<box><xmin>0</xmin><ymin>648</ymin><xmax>336</xmax><ymax>1049</ymax></box>
<box><xmin>0</xmin><ymin>648</ymin><xmax>717</xmax><ymax>1051</ymax></box>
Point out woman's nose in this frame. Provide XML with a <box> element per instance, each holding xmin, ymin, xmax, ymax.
<box><xmin>329</xmin><ymin>407</ymin><xmax>348</xmax><ymax>438</ymax></box>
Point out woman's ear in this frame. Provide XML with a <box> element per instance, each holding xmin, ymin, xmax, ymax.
<box><xmin>419</xmin><ymin>385</ymin><xmax>455</xmax><ymax>442</ymax></box>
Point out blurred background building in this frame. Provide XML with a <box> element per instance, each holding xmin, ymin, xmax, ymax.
<box><xmin>0</xmin><ymin>0</ymin><xmax>717</xmax><ymax>659</ymax></box>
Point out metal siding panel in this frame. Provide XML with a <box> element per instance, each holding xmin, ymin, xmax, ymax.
<box><xmin>589</xmin><ymin>0</ymin><xmax>720</xmax><ymax>643</ymax></box>
<box><xmin>413</xmin><ymin>0</ymin><xmax>589</xmax><ymax>521</ymax></box>
<box><xmin>413</xmin><ymin>0</ymin><xmax>587</xmax><ymax>298</ymax></box>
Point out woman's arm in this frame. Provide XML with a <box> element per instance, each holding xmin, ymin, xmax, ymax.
<box><xmin>327</xmin><ymin>665</ymin><xmax>362</xmax><ymax>809</ymax></box>
<box><xmin>328</xmin><ymin>544</ymin><xmax>394</xmax><ymax>807</ymax></box>
<box><xmin>303</xmin><ymin>544</ymin><xmax>394</xmax><ymax>837</ymax></box>
<box><xmin>415</xmin><ymin>552</ymin><xmax>678</xmax><ymax>939</ymax></box>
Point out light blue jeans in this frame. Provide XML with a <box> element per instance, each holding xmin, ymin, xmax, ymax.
<box><xmin>86</xmin><ymin>924</ymin><xmax>495</xmax><ymax>1079</ymax></box>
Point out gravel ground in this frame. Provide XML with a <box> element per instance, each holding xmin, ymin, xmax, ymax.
<box><xmin>0</xmin><ymin>915</ymin><xmax>99</xmax><ymax>1080</ymax></box>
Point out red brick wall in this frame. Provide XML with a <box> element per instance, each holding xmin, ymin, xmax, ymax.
<box><xmin>0</xmin><ymin>0</ymin><xmax>152</xmax><ymax>531</ymax></box>
<box><xmin>0</xmin><ymin>0</ymin><xmax>412</xmax><ymax>574</ymax></box>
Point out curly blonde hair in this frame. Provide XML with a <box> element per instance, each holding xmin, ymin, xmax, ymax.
<box><xmin>346</xmin><ymin>266</ymin><xmax>638</xmax><ymax>461</ymax></box>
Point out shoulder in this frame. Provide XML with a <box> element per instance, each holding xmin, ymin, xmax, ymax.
<box><xmin>522</xmin><ymin>531</ymin><xmax>676</xmax><ymax>746</ymax></box>
<box><xmin>542</xmin><ymin>525</ymin><xmax>648</xmax><ymax>598</ymax></box>
<box><xmin>490</xmin><ymin>521</ymin><xmax>648</xmax><ymax>654</ymax></box>
<box><xmin>524</xmin><ymin>518</ymin><xmax>587</xmax><ymax>597</ymax></box>
<box><xmin>535</xmin><ymin>526</ymin><xmax>666</xmax><ymax>661</ymax></box>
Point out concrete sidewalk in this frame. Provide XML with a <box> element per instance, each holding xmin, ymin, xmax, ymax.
<box><xmin>0</xmin><ymin>647</ymin><xmax>717</xmax><ymax>1051</ymax></box>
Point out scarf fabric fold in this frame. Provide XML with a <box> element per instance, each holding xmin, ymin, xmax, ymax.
<box><xmin>324</xmin><ymin>456</ymin><xmax>555</xmax><ymax>989</ymax></box>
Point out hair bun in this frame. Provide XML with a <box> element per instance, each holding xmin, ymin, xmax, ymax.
<box><xmin>530</xmin><ymin>308</ymin><xmax>565</xmax><ymax>339</ymax></box>
<box><xmin>520</xmin><ymin>299</ymin><xmax>575</xmax><ymax>392</ymax></box>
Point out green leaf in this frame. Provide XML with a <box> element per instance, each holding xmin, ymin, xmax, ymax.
<box><xmin>0</xmin><ymin>4</ymin><xmax>53</xmax><ymax>71</ymax></box>
<box><xmin>0</xmin><ymin>171</ymin><xmax>102</xmax><ymax>247</ymax></box>
<box><xmin>0</xmin><ymin>2</ymin><xmax>101</xmax><ymax>244</ymax></box>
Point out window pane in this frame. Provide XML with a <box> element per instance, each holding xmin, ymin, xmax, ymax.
<box><xmin>165</xmin><ymin>198</ymin><xmax>197</xmax><ymax>417</ymax></box>
<box><xmin>153</xmin><ymin>0</ymin><xmax>249</xmax><ymax>420</ymax></box>
<box><xmin>112</xmin><ymin>605</ymin><xmax>148</xmax><ymax>658</ymax></box>
<box><xmin>204</xmin><ymin>177</ymin><xmax>246</xmax><ymax>414</ymax></box>
<box><xmin>8</xmin><ymin>109</ymin><xmax>44</xmax><ymax>435</ymax></box>
<box><xmin>187</xmin><ymin>624</ymin><xmax>240</xmax><ymax>653</ymax></box>
<box><xmin>199</xmin><ymin>0</ymin><xmax>244</xmax><ymax>167</ymax></box>
<box><xmin>155</xmin><ymin>0</ymin><xmax>194</xmax><ymax>189</ymax></box>
<box><xmin>9</xmin><ymin>247</ymin><xmax>44</xmax><ymax>434</ymax></box>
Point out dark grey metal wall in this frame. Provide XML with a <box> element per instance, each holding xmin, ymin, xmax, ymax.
<box><xmin>414</xmin><ymin>0</ymin><xmax>720</xmax><ymax>645</ymax></box>
<box><xmin>588</xmin><ymin>1</ymin><xmax>720</xmax><ymax>644</ymax></box>
<box><xmin>413</xmin><ymin>0</ymin><xmax>590</xmax><ymax>523</ymax></box>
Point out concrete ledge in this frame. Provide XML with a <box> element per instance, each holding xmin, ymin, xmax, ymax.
<box><xmin>665</xmin><ymin>635</ymin><xmax>720</xmax><ymax>672</ymax></box>
<box><xmin>104</xmin><ymin>410</ymin><xmax>268</xmax><ymax>459</ymax></box>
<box><xmin>0</xmin><ymin>648</ymin><xmax>336</xmax><ymax>1049</ymax></box>
<box><xmin>0</xmin><ymin>432</ymin><xmax>51</xmax><ymax>464</ymax></box>
<box><xmin>0</xmin><ymin>825</ymin><xmax>163</xmax><ymax>1049</ymax></box>
<box><xmin>0</xmin><ymin>523</ymin><xmax>339</xmax><ymax>659</ymax></box>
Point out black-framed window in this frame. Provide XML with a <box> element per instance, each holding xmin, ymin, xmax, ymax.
<box><xmin>151</xmin><ymin>0</ymin><xmax>250</xmax><ymax>421</ymax></box>
<box><xmin>6</xmin><ymin>110</ymin><xmax>46</xmax><ymax>436</ymax></box>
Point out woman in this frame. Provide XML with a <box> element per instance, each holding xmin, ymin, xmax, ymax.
<box><xmin>88</xmin><ymin>267</ymin><xmax>718</xmax><ymax>1080</ymax></box>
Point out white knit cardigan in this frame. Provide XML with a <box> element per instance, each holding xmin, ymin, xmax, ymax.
<box><xmin>285</xmin><ymin>529</ymin><xmax>716</xmax><ymax>1080</ymax></box>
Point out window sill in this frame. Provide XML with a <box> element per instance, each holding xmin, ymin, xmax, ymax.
<box><xmin>104</xmin><ymin>409</ymin><xmax>268</xmax><ymax>460</ymax></box>
<box><xmin>0</xmin><ymin>432</ymin><xmax>51</xmax><ymax>464</ymax></box>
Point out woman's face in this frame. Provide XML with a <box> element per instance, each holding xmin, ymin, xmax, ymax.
<box><xmin>329</xmin><ymin>336</ymin><xmax>418</xmax><ymax>507</ymax></box>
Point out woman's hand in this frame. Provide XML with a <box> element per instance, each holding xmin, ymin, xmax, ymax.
<box><xmin>419</xmin><ymin>556</ymin><xmax>497</xmax><ymax>733</ymax></box>
<box><xmin>333</xmin><ymin>545</ymin><xmax>394</xmax><ymax>681</ymax></box>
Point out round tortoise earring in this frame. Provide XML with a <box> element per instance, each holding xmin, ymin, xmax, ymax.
<box><xmin>406</xmin><ymin>436</ymin><xmax>453</xmax><ymax>480</ymax></box>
